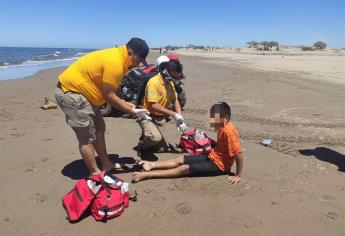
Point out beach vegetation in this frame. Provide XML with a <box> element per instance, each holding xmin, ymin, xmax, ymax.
<box><xmin>313</xmin><ymin>41</ymin><xmax>327</xmax><ymax>50</ymax></box>
<box><xmin>254</xmin><ymin>41</ymin><xmax>279</xmax><ymax>51</ymax></box>
<box><xmin>246</xmin><ymin>41</ymin><xmax>258</xmax><ymax>48</ymax></box>
<box><xmin>301</xmin><ymin>46</ymin><xmax>315</xmax><ymax>51</ymax></box>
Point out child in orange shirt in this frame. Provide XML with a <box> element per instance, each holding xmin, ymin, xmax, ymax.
<box><xmin>132</xmin><ymin>102</ymin><xmax>244</xmax><ymax>185</ymax></box>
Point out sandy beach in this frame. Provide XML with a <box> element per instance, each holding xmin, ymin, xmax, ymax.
<box><xmin>0</xmin><ymin>51</ymin><xmax>344</xmax><ymax>235</ymax></box>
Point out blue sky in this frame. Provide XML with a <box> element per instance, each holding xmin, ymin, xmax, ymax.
<box><xmin>0</xmin><ymin>0</ymin><xmax>344</xmax><ymax>48</ymax></box>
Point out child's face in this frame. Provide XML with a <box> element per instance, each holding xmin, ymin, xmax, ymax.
<box><xmin>210</xmin><ymin>112</ymin><xmax>229</xmax><ymax>130</ymax></box>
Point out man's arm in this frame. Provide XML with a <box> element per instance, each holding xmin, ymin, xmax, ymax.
<box><xmin>103</xmin><ymin>84</ymin><xmax>136</xmax><ymax>115</ymax></box>
<box><xmin>102</xmin><ymin>62</ymin><xmax>138</xmax><ymax>115</ymax></box>
<box><xmin>150</xmin><ymin>102</ymin><xmax>177</xmax><ymax>117</ymax></box>
<box><xmin>174</xmin><ymin>98</ymin><xmax>182</xmax><ymax>115</ymax></box>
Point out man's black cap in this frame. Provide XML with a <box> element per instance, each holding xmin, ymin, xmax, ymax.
<box><xmin>127</xmin><ymin>37</ymin><xmax>149</xmax><ymax>66</ymax></box>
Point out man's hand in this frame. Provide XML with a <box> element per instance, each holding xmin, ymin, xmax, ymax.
<box><xmin>103</xmin><ymin>85</ymin><xmax>137</xmax><ymax>115</ymax></box>
<box><xmin>226</xmin><ymin>175</ymin><xmax>240</xmax><ymax>185</ymax></box>
<box><xmin>174</xmin><ymin>113</ymin><xmax>185</xmax><ymax>127</ymax></box>
<box><xmin>174</xmin><ymin>113</ymin><xmax>184</xmax><ymax>121</ymax></box>
<box><xmin>178</xmin><ymin>122</ymin><xmax>188</xmax><ymax>132</ymax></box>
<box><xmin>133</xmin><ymin>109</ymin><xmax>152</xmax><ymax>121</ymax></box>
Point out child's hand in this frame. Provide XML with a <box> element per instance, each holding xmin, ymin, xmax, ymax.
<box><xmin>226</xmin><ymin>175</ymin><xmax>240</xmax><ymax>185</ymax></box>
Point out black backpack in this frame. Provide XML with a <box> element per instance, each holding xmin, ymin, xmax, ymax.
<box><xmin>173</xmin><ymin>80</ymin><xmax>186</xmax><ymax>108</ymax></box>
<box><xmin>119</xmin><ymin>68</ymin><xmax>186</xmax><ymax>108</ymax></box>
<box><xmin>119</xmin><ymin>68</ymin><xmax>159</xmax><ymax>106</ymax></box>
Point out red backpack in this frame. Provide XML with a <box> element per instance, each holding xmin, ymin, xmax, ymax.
<box><xmin>179</xmin><ymin>129</ymin><xmax>216</xmax><ymax>155</ymax></box>
<box><xmin>62</xmin><ymin>171</ymin><xmax>130</xmax><ymax>222</ymax></box>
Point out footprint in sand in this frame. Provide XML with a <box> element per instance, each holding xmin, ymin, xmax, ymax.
<box><xmin>10</xmin><ymin>133</ymin><xmax>23</xmax><ymax>138</ymax></box>
<box><xmin>183</xmin><ymin>108</ymin><xmax>208</xmax><ymax>115</ymax></box>
<box><xmin>40</xmin><ymin>137</ymin><xmax>53</xmax><ymax>141</ymax></box>
<box><xmin>320</xmin><ymin>194</ymin><xmax>335</xmax><ymax>202</ymax></box>
<box><xmin>42</xmin><ymin>157</ymin><xmax>50</xmax><ymax>162</ymax></box>
<box><xmin>34</xmin><ymin>193</ymin><xmax>47</xmax><ymax>203</ymax></box>
<box><xmin>299</xmin><ymin>170</ymin><xmax>311</xmax><ymax>175</ymax></box>
<box><xmin>175</xmin><ymin>202</ymin><xmax>192</xmax><ymax>215</ymax></box>
<box><xmin>326</xmin><ymin>211</ymin><xmax>338</xmax><ymax>220</ymax></box>
<box><xmin>25</xmin><ymin>167</ymin><xmax>37</xmax><ymax>173</ymax></box>
<box><xmin>336</xmin><ymin>185</ymin><xmax>345</xmax><ymax>191</ymax></box>
<box><xmin>143</xmin><ymin>189</ymin><xmax>152</xmax><ymax>194</ymax></box>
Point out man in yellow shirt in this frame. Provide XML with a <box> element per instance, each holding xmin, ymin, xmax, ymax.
<box><xmin>137</xmin><ymin>58</ymin><xmax>187</xmax><ymax>158</ymax></box>
<box><xmin>55</xmin><ymin>38</ymin><xmax>150</xmax><ymax>176</ymax></box>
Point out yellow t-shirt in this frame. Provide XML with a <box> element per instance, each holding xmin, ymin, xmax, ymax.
<box><xmin>58</xmin><ymin>46</ymin><xmax>133</xmax><ymax>106</ymax></box>
<box><xmin>142</xmin><ymin>73</ymin><xmax>177</xmax><ymax>115</ymax></box>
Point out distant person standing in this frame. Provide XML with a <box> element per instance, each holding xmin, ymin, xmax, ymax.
<box><xmin>55</xmin><ymin>38</ymin><xmax>150</xmax><ymax>176</ymax></box>
<box><xmin>159</xmin><ymin>47</ymin><xmax>162</xmax><ymax>54</ymax></box>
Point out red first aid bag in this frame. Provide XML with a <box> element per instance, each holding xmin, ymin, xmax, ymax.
<box><xmin>62</xmin><ymin>175</ymin><xmax>101</xmax><ymax>222</ymax></box>
<box><xmin>179</xmin><ymin>129</ymin><xmax>216</xmax><ymax>155</ymax></box>
<box><xmin>62</xmin><ymin>171</ymin><xmax>131</xmax><ymax>222</ymax></box>
<box><xmin>90</xmin><ymin>173</ymin><xmax>129</xmax><ymax>222</ymax></box>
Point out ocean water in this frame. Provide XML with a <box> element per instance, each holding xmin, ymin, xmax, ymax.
<box><xmin>0</xmin><ymin>47</ymin><xmax>95</xmax><ymax>80</ymax></box>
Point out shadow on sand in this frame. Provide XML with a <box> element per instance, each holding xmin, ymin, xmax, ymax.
<box><xmin>61</xmin><ymin>154</ymin><xmax>139</xmax><ymax>179</ymax></box>
<box><xmin>298</xmin><ymin>147</ymin><xmax>345</xmax><ymax>172</ymax></box>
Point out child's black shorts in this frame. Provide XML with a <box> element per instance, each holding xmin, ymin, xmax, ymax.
<box><xmin>183</xmin><ymin>154</ymin><xmax>224</xmax><ymax>177</ymax></box>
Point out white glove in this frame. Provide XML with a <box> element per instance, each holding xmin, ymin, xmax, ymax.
<box><xmin>133</xmin><ymin>109</ymin><xmax>152</xmax><ymax>121</ymax></box>
<box><xmin>174</xmin><ymin>113</ymin><xmax>185</xmax><ymax>127</ymax></box>
<box><xmin>174</xmin><ymin>113</ymin><xmax>184</xmax><ymax>121</ymax></box>
<box><xmin>178</xmin><ymin>122</ymin><xmax>188</xmax><ymax>133</ymax></box>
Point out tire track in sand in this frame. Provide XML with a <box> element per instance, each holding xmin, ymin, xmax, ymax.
<box><xmin>184</xmin><ymin>108</ymin><xmax>345</xmax><ymax>156</ymax></box>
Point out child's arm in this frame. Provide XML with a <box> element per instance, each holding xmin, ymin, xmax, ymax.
<box><xmin>226</xmin><ymin>152</ymin><xmax>243</xmax><ymax>185</ymax></box>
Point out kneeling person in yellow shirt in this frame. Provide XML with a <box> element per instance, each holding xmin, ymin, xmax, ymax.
<box><xmin>55</xmin><ymin>38</ymin><xmax>150</xmax><ymax>176</ymax></box>
<box><xmin>137</xmin><ymin>59</ymin><xmax>187</xmax><ymax>158</ymax></box>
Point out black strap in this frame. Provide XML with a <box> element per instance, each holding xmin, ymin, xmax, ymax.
<box><xmin>101</xmin><ymin>206</ymin><xmax>108</xmax><ymax>223</ymax></box>
<box><xmin>129</xmin><ymin>191</ymin><xmax>138</xmax><ymax>202</ymax></box>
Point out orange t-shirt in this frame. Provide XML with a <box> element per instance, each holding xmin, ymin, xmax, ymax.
<box><xmin>208</xmin><ymin>122</ymin><xmax>242</xmax><ymax>172</ymax></box>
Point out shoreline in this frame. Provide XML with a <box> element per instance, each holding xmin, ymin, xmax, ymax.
<box><xmin>0</xmin><ymin>60</ymin><xmax>74</xmax><ymax>81</ymax></box>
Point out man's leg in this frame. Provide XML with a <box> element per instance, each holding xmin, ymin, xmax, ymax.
<box><xmin>137</xmin><ymin>119</ymin><xmax>163</xmax><ymax>155</ymax></box>
<box><xmin>94</xmin><ymin>131</ymin><xmax>114</xmax><ymax>170</ymax></box>
<box><xmin>154</xmin><ymin>119</ymin><xmax>169</xmax><ymax>152</ymax></box>
<box><xmin>138</xmin><ymin>119</ymin><xmax>163</xmax><ymax>149</ymax></box>
<box><xmin>56</xmin><ymin>88</ymin><xmax>104</xmax><ymax>176</ymax></box>
<box><xmin>73</xmin><ymin>124</ymin><xmax>103</xmax><ymax>176</ymax></box>
<box><xmin>132</xmin><ymin>163</ymin><xmax>189</xmax><ymax>182</ymax></box>
<box><xmin>79</xmin><ymin>143</ymin><xmax>101</xmax><ymax>176</ymax></box>
<box><xmin>93</xmin><ymin>107</ymin><xmax>121</xmax><ymax>171</ymax></box>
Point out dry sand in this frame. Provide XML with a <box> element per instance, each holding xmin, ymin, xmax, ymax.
<box><xmin>176</xmin><ymin>47</ymin><xmax>345</xmax><ymax>85</ymax></box>
<box><xmin>0</xmin><ymin>51</ymin><xmax>344</xmax><ymax>236</ymax></box>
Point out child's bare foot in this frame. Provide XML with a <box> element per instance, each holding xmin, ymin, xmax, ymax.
<box><xmin>137</xmin><ymin>161</ymin><xmax>154</xmax><ymax>171</ymax></box>
<box><xmin>132</xmin><ymin>172</ymin><xmax>149</xmax><ymax>183</ymax></box>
